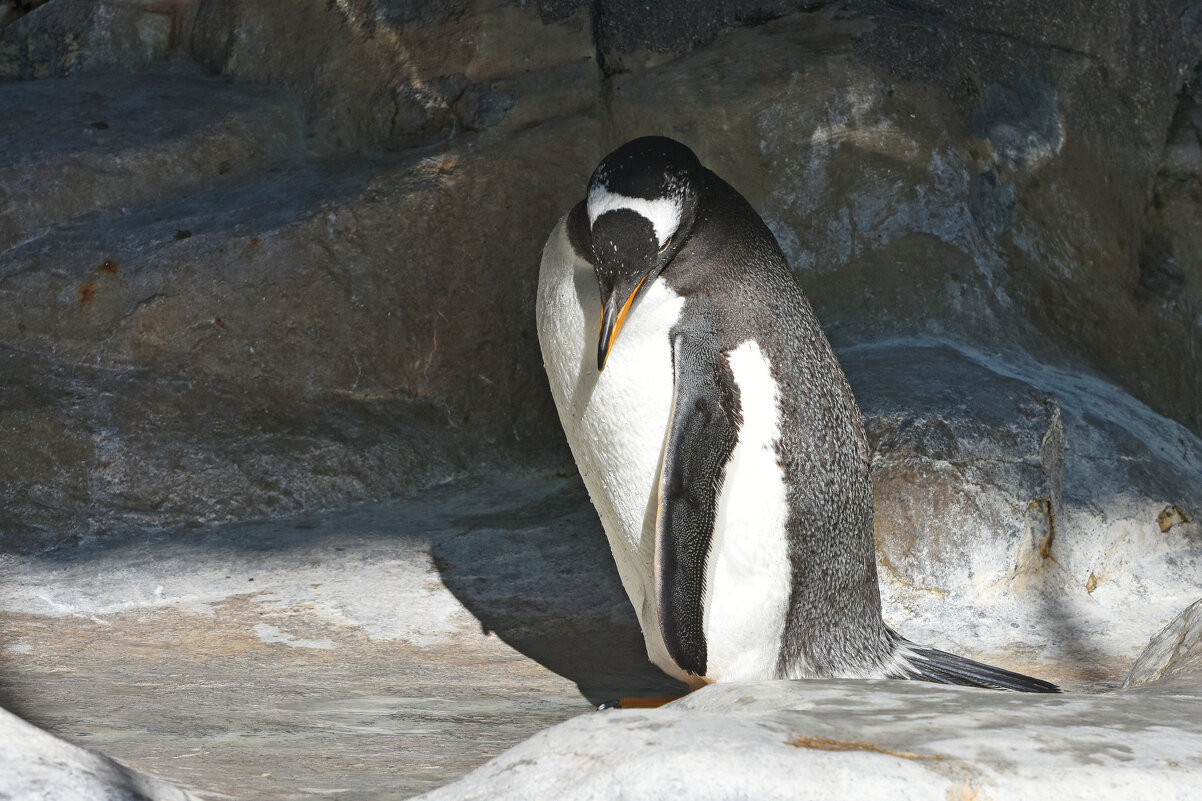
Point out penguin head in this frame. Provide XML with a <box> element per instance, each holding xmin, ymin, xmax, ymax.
<box><xmin>585</xmin><ymin>136</ymin><xmax>703</xmax><ymax>371</ymax></box>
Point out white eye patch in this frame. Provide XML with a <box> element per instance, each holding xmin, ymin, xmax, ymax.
<box><xmin>587</xmin><ymin>187</ymin><xmax>682</xmax><ymax>247</ymax></box>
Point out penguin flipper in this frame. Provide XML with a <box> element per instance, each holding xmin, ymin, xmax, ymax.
<box><xmin>655</xmin><ymin>332</ymin><xmax>741</xmax><ymax>679</ymax></box>
<box><xmin>888</xmin><ymin>631</ymin><xmax>1060</xmax><ymax>693</ymax></box>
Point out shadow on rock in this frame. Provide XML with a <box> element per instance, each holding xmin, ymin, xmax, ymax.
<box><xmin>431</xmin><ymin>475</ymin><xmax>687</xmax><ymax>705</ymax></box>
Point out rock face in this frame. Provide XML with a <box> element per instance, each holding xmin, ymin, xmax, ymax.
<box><xmin>0</xmin><ymin>66</ymin><xmax>598</xmax><ymax>544</ymax></box>
<box><xmin>0</xmin><ymin>0</ymin><xmax>186</xmax><ymax>80</ymax></box>
<box><xmin>2</xmin><ymin>0</ymin><xmax>1201</xmax><ymax>799</ymax></box>
<box><xmin>1</xmin><ymin>0</ymin><xmax>1200</xmax><ymax>542</ymax></box>
<box><xmin>416</xmin><ymin>680</ymin><xmax>1202</xmax><ymax>801</ymax></box>
<box><xmin>847</xmin><ymin>340</ymin><xmax>1202</xmax><ymax>688</ymax></box>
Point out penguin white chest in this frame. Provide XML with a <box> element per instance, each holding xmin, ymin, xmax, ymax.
<box><xmin>702</xmin><ymin>340</ymin><xmax>792</xmax><ymax>682</ymax></box>
<box><xmin>536</xmin><ymin>214</ymin><xmax>685</xmax><ymax>678</ymax></box>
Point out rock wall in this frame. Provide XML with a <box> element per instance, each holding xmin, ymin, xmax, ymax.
<box><xmin>0</xmin><ymin>0</ymin><xmax>1198</xmax><ymax>543</ymax></box>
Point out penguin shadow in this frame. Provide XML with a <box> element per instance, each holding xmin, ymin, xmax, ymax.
<box><xmin>429</xmin><ymin>476</ymin><xmax>686</xmax><ymax>706</ymax></box>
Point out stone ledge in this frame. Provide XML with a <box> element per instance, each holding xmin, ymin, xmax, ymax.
<box><xmin>418</xmin><ymin>680</ymin><xmax>1202</xmax><ymax>800</ymax></box>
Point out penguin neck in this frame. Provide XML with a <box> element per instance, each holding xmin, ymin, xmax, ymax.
<box><xmin>660</xmin><ymin>170</ymin><xmax>781</xmax><ymax>297</ymax></box>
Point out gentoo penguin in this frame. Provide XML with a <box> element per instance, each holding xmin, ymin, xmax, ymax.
<box><xmin>536</xmin><ymin>136</ymin><xmax>1058</xmax><ymax>694</ymax></box>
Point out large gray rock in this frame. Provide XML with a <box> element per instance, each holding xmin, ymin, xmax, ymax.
<box><xmin>1125</xmin><ymin>598</ymin><xmax>1202</xmax><ymax>689</ymax></box>
<box><xmin>189</xmin><ymin>0</ymin><xmax>598</xmax><ymax>151</ymax></box>
<box><xmin>0</xmin><ymin>68</ymin><xmax>302</xmax><ymax>252</ymax></box>
<box><xmin>0</xmin><ymin>705</ymin><xmax>203</xmax><ymax>801</ymax></box>
<box><xmin>416</xmin><ymin>680</ymin><xmax>1202</xmax><ymax>800</ymax></box>
<box><xmin>0</xmin><ymin>0</ymin><xmax>190</xmax><ymax>80</ymax></box>
<box><xmin>0</xmin><ymin>68</ymin><xmax>600</xmax><ymax>543</ymax></box>
<box><xmin>847</xmin><ymin>340</ymin><xmax>1202</xmax><ymax>688</ymax></box>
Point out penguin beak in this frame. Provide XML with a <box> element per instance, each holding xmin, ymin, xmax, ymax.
<box><xmin>597</xmin><ymin>274</ymin><xmax>648</xmax><ymax>371</ymax></box>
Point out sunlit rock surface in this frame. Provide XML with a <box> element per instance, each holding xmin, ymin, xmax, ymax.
<box><xmin>3</xmin><ymin>342</ymin><xmax>1200</xmax><ymax>797</ymax></box>
<box><xmin>0</xmin><ymin>706</ymin><xmax>202</xmax><ymax>801</ymax></box>
<box><xmin>1125</xmin><ymin>598</ymin><xmax>1202</xmax><ymax>689</ymax></box>
<box><xmin>417</xmin><ymin>680</ymin><xmax>1202</xmax><ymax>801</ymax></box>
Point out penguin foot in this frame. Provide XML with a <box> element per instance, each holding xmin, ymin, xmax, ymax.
<box><xmin>596</xmin><ymin>696</ymin><xmax>683</xmax><ymax>711</ymax></box>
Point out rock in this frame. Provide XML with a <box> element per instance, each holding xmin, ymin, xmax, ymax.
<box><xmin>1125</xmin><ymin>598</ymin><xmax>1202</xmax><ymax>689</ymax></box>
<box><xmin>3</xmin><ymin>349</ymin><xmax>1200</xmax><ymax>797</ymax></box>
<box><xmin>587</xmin><ymin>0</ymin><xmax>821</xmax><ymax>74</ymax></box>
<box><xmin>0</xmin><ymin>475</ymin><xmax>681</xmax><ymax>799</ymax></box>
<box><xmin>845</xmin><ymin>340</ymin><xmax>1202</xmax><ymax>688</ymax></box>
<box><xmin>1136</xmin><ymin>54</ymin><xmax>1202</xmax><ymax>428</ymax></box>
<box><xmin>416</xmin><ymin>680</ymin><xmax>1202</xmax><ymax>801</ymax></box>
<box><xmin>0</xmin><ymin>68</ymin><xmax>600</xmax><ymax>543</ymax></box>
<box><xmin>189</xmin><ymin>0</ymin><xmax>598</xmax><ymax>151</ymax></box>
<box><xmin>0</xmin><ymin>346</ymin><xmax>467</xmax><ymax>549</ymax></box>
<box><xmin>606</xmin><ymin>3</ymin><xmax>1202</xmax><ymax>436</ymax></box>
<box><xmin>0</xmin><ymin>68</ymin><xmax>303</xmax><ymax>252</ymax></box>
<box><xmin>0</xmin><ymin>705</ymin><xmax>203</xmax><ymax>801</ymax></box>
<box><xmin>0</xmin><ymin>0</ymin><xmax>192</xmax><ymax>80</ymax></box>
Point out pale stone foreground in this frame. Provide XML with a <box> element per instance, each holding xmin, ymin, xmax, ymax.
<box><xmin>3</xmin><ymin>339</ymin><xmax>1202</xmax><ymax>798</ymax></box>
<box><xmin>0</xmin><ymin>474</ymin><xmax>672</xmax><ymax>799</ymax></box>
<box><xmin>420</xmin><ymin>681</ymin><xmax>1202</xmax><ymax>801</ymax></box>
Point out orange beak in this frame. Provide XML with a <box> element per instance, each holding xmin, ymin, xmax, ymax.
<box><xmin>597</xmin><ymin>274</ymin><xmax>647</xmax><ymax>371</ymax></box>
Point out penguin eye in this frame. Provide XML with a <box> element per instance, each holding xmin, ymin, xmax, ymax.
<box><xmin>658</xmin><ymin>236</ymin><xmax>673</xmax><ymax>254</ymax></box>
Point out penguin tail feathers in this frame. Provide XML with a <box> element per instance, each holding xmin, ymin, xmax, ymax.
<box><xmin>887</xmin><ymin>632</ymin><xmax>1060</xmax><ymax>693</ymax></box>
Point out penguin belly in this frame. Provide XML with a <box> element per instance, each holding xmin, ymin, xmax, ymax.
<box><xmin>536</xmin><ymin>213</ymin><xmax>689</xmax><ymax>683</ymax></box>
<box><xmin>701</xmin><ymin>340</ymin><xmax>792</xmax><ymax>682</ymax></box>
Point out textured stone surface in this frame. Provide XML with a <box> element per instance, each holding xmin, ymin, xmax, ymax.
<box><xmin>0</xmin><ymin>475</ymin><xmax>681</xmax><ymax>800</ymax></box>
<box><xmin>847</xmin><ymin>340</ymin><xmax>1202</xmax><ymax>688</ymax></box>
<box><xmin>0</xmin><ymin>69</ymin><xmax>600</xmax><ymax>543</ymax></box>
<box><xmin>190</xmin><ymin>0</ymin><xmax>598</xmax><ymax>151</ymax></box>
<box><xmin>0</xmin><ymin>705</ymin><xmax>203</xmax><ymax>801</ymax></box>
<box><xmin>1125</xmin><ymin>598</ymin><xmax>1202</xmax><ymax>689</ymax></box>
<box><xmin>0</xmin><ymin>67</ymin><xmax>301</xmax><ymax>251</ymax></box>
<box><xmin>0</xmin><ymin>0</ymin><xmax>190</xmax><ymax>80</ymax></box>
<box><xmin>3</xmin><ymin>347</ymin><xmax>1200</xmax><ymax>797</ymax></box>
<box><xmin>418</xmin><ymin>680</ymin><xmax>1202</xmax><ymax>801</ymax></box>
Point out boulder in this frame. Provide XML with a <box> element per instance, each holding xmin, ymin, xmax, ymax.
<box><xmin>1125</xmin><ymin>597</ymin><xmax>1202</xmax><ymax>689</ymax></box>
<box><xmin>846</xmin><ymin>340</ymin><xmax>1202</xmax><ymax>689</ymax></box>
<box><xmin>415</xmin><ymin>680</ymin><xmax>1202</xmax><ymax>801</ymax></box>
<box><xmin>0</xmin><ymin>0</ymin><xmax>193</xmax><ymax>80</ymax></box>
<box><xmin>0</xmin><ymin>705</ymin><xmax>203</xmax><ymax>801</ymax></box>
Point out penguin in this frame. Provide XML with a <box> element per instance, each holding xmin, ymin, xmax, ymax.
<box><xmin>536</xmin><ymin>136</ymin><xmax>1058</xmax><ymax>694</ymax></box>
